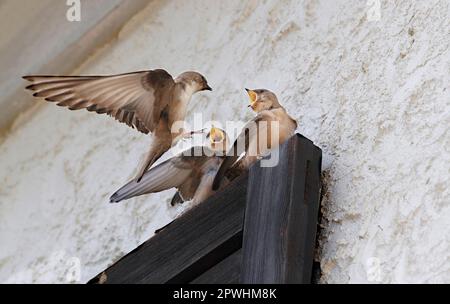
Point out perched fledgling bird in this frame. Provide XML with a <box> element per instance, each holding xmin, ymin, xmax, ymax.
<box><xmin>212</xmin><ymin>89</ymin><xmax>297</xmax><ymax>190</ymax></box>
<box><xmin>109</xmin><ymin>127</ymin><xmax>230</xmax><ymax>205</ymax></box>
<box><xmin>23</xmin><ymin>69</ymin><xmax>212</xmax><ymax>182</ymax></box>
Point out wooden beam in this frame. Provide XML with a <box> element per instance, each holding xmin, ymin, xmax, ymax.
<box><xmin>88</xmin><ymin>135</ymin><xmax>322</xmax><ymax>284</ymax></box>
<box><xmin>89</xmin><ymin>173</ymin><xmax>248</xmax><ymax>284</ymax></box>
<box><xmin>190</xmin><ymin>250</ymin><xmax>242</xmax><ymax>284</ymax></box>
<box><xmin>241</xmin><ymin>134</ymin><xmax>322</xmax><ymax>283</ymax></box>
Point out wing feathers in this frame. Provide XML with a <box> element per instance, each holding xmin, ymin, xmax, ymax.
<box><xmin>23</xmin><ymin>70</ymin><xmax>175</xmax><ymax>134</ymax></box>
<box><xmin>110</xmin><ymin>156</ymin><xmax>193</xmax><ymax>203</ymax></box>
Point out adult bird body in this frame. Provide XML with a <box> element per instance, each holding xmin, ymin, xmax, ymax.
<box><xmin>23</xmin><ymin>69</ymin><xmax>212</xmax><ymax>182</ymax></box>
<box><xmin>212</xmin><ymin>89</ymin><xmax>297</xmax><ymax>190</ymax></box>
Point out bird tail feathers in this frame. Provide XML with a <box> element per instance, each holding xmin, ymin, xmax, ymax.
<box><xmin>110</xmin><ymin>178</ymin><xmax>152</xmax><ymax>203</ymax></box>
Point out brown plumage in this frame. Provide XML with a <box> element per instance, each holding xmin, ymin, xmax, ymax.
<box><xmin>110</xmin><ymin>127</ymin><xmax>229</xmax><ymax>205</ymax></box>
<box><xmin>212</xmin><ymin>89</ymin><xmax>297</xmax><ymax>190</ymax></box>
<box><xmin>23</xmin><ymin>69</ymin><xmax>212</xmax><ymax>182</ymax></box>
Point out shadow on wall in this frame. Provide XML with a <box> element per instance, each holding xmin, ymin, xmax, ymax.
<box><xmin>312</xmin><ymin>170</ymin><xmax>333</xmax><ymax>284</ymax></box>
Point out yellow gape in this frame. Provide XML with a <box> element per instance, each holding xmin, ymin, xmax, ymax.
<box><xmin>246</xmin><ymin>89</ymin><xmax>257</xmax><ymax>108</ymax></box>
<box><xmin>209</xmin><ymin>126</ymin><xmax>224</xmax><ymax>143</ymax></box>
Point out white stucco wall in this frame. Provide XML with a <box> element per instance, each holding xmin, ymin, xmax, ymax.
<box><xmin>0</xmin><ymin>0</ymin><xmax>449</xmax><ymax>283</ymax></box>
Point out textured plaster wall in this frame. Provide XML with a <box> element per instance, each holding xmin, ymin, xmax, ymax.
<box><xmin>0</xmin><ymin>0</ymin><xmax>449</xmax><ymax>283</ymax></box>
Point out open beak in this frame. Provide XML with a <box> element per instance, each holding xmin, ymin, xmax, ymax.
<box><xmin>245</xmin><ymin>88</ymin><xmax>257</xmax><ymax>108</ymax></box>
<box><xmin>203</xmin><ymin>84</ymin><xmax>213</xmax><ymax>91</ymax></box>
<box><xmin>209</xmin><ymin>126</ymin><xmax>225</xmax><ymax>143</ymax></box>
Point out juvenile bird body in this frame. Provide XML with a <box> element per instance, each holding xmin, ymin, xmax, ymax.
<box><xmin>110</xmin><ymin>128</ymin><xmax>229</xmax><ymax>205</ymax></box>
<box><xmin>23</xmin><ymin>69</ymin><xmax>212</xmax><ymax>182</ymax></box>
<box><xmin>239</xmin><ymin>107</ymin><xmax>297</xmax><ymax>168</ymax></box>
<box><xmin>212</xmin><ymin>89</ymin><xmax>297</xmax><ymax>190</ymax></box>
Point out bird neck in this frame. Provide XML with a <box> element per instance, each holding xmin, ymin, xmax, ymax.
<box><xmin>175</xmin><ymin>80</ymin><xmax>197</xmax><ymax>99</ymax></box>
<box><xmin>254</xmin><ymin>104</ymin><xmax>284</xmax><ymax>114</ymax></box>
<box><xmin>271</xmin><ymin>106</ymin><xmax>298</xmax><ymax>129</ymax></box>
<box><xmin>210</xmin><ymin>142</ymin><xmax>228</xmax><ymax>155</ymax></box>
<box><xmin>269</xmin><ymin>103</ymin><xmax>284</xmax><ymax>111</ymax></box>
<box><xmin>167</xmin><ymin>83</ymin><xmax>195</xmax><ymax>127</ymax></box>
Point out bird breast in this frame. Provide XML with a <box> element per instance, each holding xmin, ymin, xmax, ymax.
<box><xmin>168</xmin><ymin>87</ymin><xmax>192</xmax><ymax>126</ymax></box>
<box><xmin>272</xmin><ymin>108</ymin><xmax>297</xmax><ymax>139</ymax></box>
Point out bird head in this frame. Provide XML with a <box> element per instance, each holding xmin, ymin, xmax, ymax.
<box><xmin>176</xmin><ymin>71</ymin><xmax>212</xmax><ymax>93</ymax></box>
<box><xmin>206</xmin><ymin>126</ymin><xmax>228</xmax><ymax>154</ymax></box>
<box><xmin>245</xmin><ymin>88</ymin><xmax>281</xmax><ymax>112</ymax></box>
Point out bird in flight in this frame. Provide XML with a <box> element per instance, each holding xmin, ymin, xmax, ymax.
<box><xmin>23</xmin><ymin>69</ymin><xmax>212</xmax><ymax>182</ymax></box>
<box><xmin>110</xmin><ymin>126</ymin><xmax>230</xmax><ymax>205</ymax></box>
<box><xmin>212</xmin><ymin>89</ymin><xmax>297</xmax><ymax>190</ymax></box>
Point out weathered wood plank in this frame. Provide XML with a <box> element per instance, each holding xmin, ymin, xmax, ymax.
<box><xmin>241</xmin><ymin>134</ymin><xmax>322</xmax><ymax>283</ymax></box>
<box><xmin>89</xmin><ymin>173</ymin><xmax>248</xmax><ymax>284</ymax></box>
<box><xmin>190</xmin><ymin>250</ymin><xmax>242</xmax><ymax>284</ymax></box>
<box><xmin>167</xmin><ymin>232</ymin><xmax>243</xmax><ymax>284</ymax></box>
<box><xmin>88</xmin><ymin>134</ymin><xmax>322</xmax><ymax>284</ymax></box>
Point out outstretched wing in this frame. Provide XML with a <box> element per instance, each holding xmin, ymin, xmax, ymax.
<box><xmin>110</xmin><ymin>146</ymin><xmax>210</xmax><ymax>203</ymax></box>
<box><xmin>23</xmin><ymin>69</ymin><xmax>175</xmax><ymax>134</ymax></box>
<box><xmin>110</xmin><ymin>154</ymin><xmax>194</xmax><ymax>203</ymax></box>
